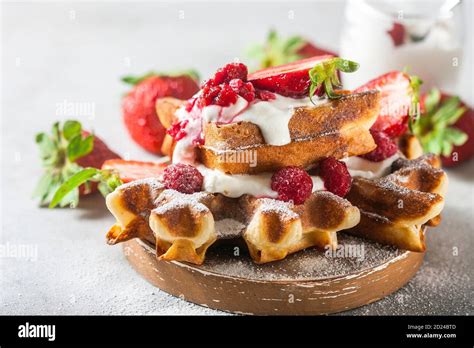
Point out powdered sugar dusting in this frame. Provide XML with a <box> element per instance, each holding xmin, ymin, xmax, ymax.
<box><xmin>119</xmin><ymin>177</ymin><xmax>164</xmax><ymax>192</ymax></box>
<box><xmin>197</xmin><ymin>234</ymin><xmax>404</xmax><ymax>281</ymax></box>
<box><xmin>153</xmin><ymin>190</ymin><xmax>211</xmax><ymax>214</ymax></box>
<box><xmin>215</xmin><ymin>219</ymin><xmax>245</xmax><ymax>239</ymax></box>
<box><xmin>257</xmin><ymin>198</ymin><xmax>299</xmax><ymax>220</ymax></box>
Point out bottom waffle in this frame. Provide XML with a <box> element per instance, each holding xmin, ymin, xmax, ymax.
<box><xmin>105</xmin><ymin>154</ymin><xmax>447</xmax><ymax>264</ymax></box>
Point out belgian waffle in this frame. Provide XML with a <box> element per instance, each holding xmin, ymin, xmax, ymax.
<box><xmin>345</xmin><ymin>154</ymin><xmax>447</xmax><ymax>251</ymax></box>
<box><xmin>106</xmin><ymin>180</ymin><xmax>359</xmax><ymax>264</ymax></box>
<box><xmin>105</xmin><ymin>63</ymin><xmax>447</xmax><ymax>265</ymax></box>
<box><xmin>198</xmin><ymin>91</ymin><xmax>379</xmax><ymax>174</ymax></box>
<box><xmin>157</xmin><ymin>92</ymin><xmax>380</xmax><ymax>174</ymax></box>
<box><xmin>105</xmin><ymin>153</ymin><xmax>446</xmax><ymax>264</ymax></box>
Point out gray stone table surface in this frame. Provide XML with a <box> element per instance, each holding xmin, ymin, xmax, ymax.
<box><xmin>1</xmin><ymin>1</ymin><xmax>473</xmax><ymax>315</ymax></box>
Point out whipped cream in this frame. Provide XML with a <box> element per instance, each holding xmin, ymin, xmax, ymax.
<box><xmin>196</xmin><ymin>154</ymin><xmax>399</xmax><ymax>198</ymax></box>
<box><xmin>197</xmin><ymin>164</ymin><xmax>325</xmax><ymax>198</ymax></box>
<box><xmin>172</xmin><ymin>94</ymin><xmax>324</xmax><ymax>164</ymax></box>
<box><xmin>234</xmin><ymin>95</ymin><xmax>325</xmax><ymax>146</ymax></box>
<box><xmin>342</xmin><ymin>153</ymin><xmax>399</xmax><ymax>179</ymax></box>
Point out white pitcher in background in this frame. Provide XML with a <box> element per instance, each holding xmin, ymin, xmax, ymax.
<box><xmin>340</xmin><ymin>0</ymin><xmax>464</xmax><ymax>94</ymax></box>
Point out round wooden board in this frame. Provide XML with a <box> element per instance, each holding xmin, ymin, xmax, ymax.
<box><xmin>123</xmin><ymin>237</ymin><xmax>424</xmax><ymax>315</ymax></box>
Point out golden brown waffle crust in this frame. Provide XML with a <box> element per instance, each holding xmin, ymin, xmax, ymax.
<box><xmin>195</xmin><ymin>91</ymin><xmax>380</xmax><ymax>174</ymax></box>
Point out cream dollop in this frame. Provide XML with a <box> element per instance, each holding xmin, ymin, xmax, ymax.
<box><xmin>172</xmin><ymin>94</ymin><xmax>324</xmax><ymax>164</ymax></box>
<box><xmin>342</xmin><ymin>154</ymin><xmax>400</xmax><ymax>179</ymax></box>
<box><xmin>197</xmin><ymin>165</ymin><xmax>325</xmax><ymax>198</ymax></box>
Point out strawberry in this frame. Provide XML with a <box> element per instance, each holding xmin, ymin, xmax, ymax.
<box><xmin>246</xmin><ymin>30</ymin><xmax>337</xmax><ymax>69</ymax></box>
<box><xmin>298</xmin><ymin>42</ymin><xmax>337</xmax><ymax>60</ymax></box>
<box><xmin>354</xmin><ymin>71</ymin><xmax>421</xmax><ymax>137</ymax></box>
<box><xmin>122</xmin><ymin>71</ymin><xmax>199</xmax><ymax>154</ymax></box>
<box><xmin>248</xmin><ymin>56</ymin><xmax>359</xmax><ymax>98</ymax></box>
<box><xmin>102</xmin><ymin>159</ymin><xmax>167</xmax><ymax>183</ymax></box>
<box><xmin>387</xmin><ymin>22</ymin><xmax>406</xmax><ymax>47</ymax></box>
<box><xmin>34</xmin><ymin>120</ymin><xmax>121</xmax><ymax>208</ymax></box>
<box><xmin>48</xmin><ymin>159</ymin><xmax>168</xmax><ymax>208</ymax></box>
<box><xmin>413</xmin><ymin>89</ymin><xmax>472</xmax><ymax>167</ymax></box>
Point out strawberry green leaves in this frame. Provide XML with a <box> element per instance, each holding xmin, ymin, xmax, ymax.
<box><xmin>308</xmin><ymin>58</ymin><xmax>359</xmax><ymax>101</ymax></box>
<box><xmin>246</xmin><ymin>30</ymin><xmax>306</xmax><ymax>69</ymax></box>
<box><xmin>407</xmin><ymin>75</ymin><xmax>423</xmax><ymax>132</ymax></box>
<box><xmin>412</xmin><ymin>88</ymin><xmax>468</xmax><ymax>157</ymax></box>
<box><xmin>121</xmin><ymin>70</ymin><xmax>200</xmax><ymax>86</ymax></box>
<box><xmin>33</xmin><ymin>120</ymin><xmax>95</xmax><ymax>207</ymax></box>
<box><xmin>49</xmin><ymin>168</ymin><xmax>122</xmax><ymax>208</ymax></box>
<box><xmin>67</xmin><ymin>132</ymin><xmax>94</xmax><ymax>162</ymax></box>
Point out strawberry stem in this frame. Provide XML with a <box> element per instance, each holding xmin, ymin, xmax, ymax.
<box><xmin>411</xmin><ymin>88</ymin><xmax>468</xmax><ymax>157</ymax></box>
<box><xmin>34</xmin><ymin>120</ymin><xmax>99</xmax><ymax>208</ymax></box>
<box><xmin>308</xmin><ymin>58</ymin><xmax>359</xmax><ymax>102</ymax></box>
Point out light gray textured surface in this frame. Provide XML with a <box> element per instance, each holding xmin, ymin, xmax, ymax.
<box><xmin>1</xmin><ymin>1</ymin><xmax>473</xmax><ymax>315</ymax></box>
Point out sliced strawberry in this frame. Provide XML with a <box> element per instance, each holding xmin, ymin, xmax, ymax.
<box><xmin>48</xmin><ymin>159</ymin><xmax>168</xmax><ymax>208</ymax></box>
<box><xmin>248</xmin><ymin>55</ymin><xmax>333</xmax><ymax>97</ymax></box>
<box><xmin>102</xmin><ymin>159</ymin><xmax>167</xmax><ymax>183</ymax></box>
<box><xmin>355</xmin><ymin>71</ymin><xmax>415</xmax><ymax>136</ymax></box>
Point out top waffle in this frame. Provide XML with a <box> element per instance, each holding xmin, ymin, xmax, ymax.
<box><xmin>192</xmin><ymin>91</ymin><xmax>379</xmax><ymax>174</ymax></box>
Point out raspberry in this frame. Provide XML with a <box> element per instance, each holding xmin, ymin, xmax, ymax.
<box><xmin>255</xmin><ymin>89</ymin><xmax>276</xmax><ymax>101</ymax></box>
<box><xmin>271</xmin><ymin>166</ymin><xmax>313</xmax><ymax>204</ymax></box>
<box><xmin>215</xmin><ymin>84</ymin><xmax>238</xmax><ymax>106</ymax></box>
<box><xmin>203</xmin><ymin>63</ymin><xmax>249</xmax><ymax>88</ymax></box>
<box><xmin>213</xmin><ymin>63</ymin><xmax>248</xmax><ymax>85</ymax></box>
<box><xmin>162</xmin><ymin>163</ymin><xmax>203</xmax><ymax>194</ymax></box>
<box><xmin>229</xmin><ymin>78</ymin><xmax>244</xmax><ymax>90</ymax></box>
<box><xmin>199</xmin><ymin>85</ymin><xmax>221</xmax><ymax>107</ymax></box>
<box><xmin>319</xmin><ymin>157</ymin><xmax>352</xmax><ymax>197</ymax></box>
<box><xmin>167</xmin><ymin>120</ymin><xmax>188</xmax><ymax>141</ymax></box>
<box><xmin>229</xmin><ymin>79</ymin><xmax>255</xmax><ymax>102</ymax></box>
<box><xmin>361</xmin><ymin>129</ymin><xmax>398</xmax><ymax>162</ymax></box>
<box><xmin>198</xmin><ymin>84</ymin><xmax>238</xmax><ymax>108</ymax></box>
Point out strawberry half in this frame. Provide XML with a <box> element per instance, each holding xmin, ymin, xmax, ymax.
<box><xmin>48</xmin><ymin>159</ymin><xmax>168</xmax><ymax>208</ymax></box>
<box><xmin>248</xmin><ymin>55</ymin><xmax>333</xmax><ymax>97</ymax></box>
<box><xmin>354</xmin><ymin>71</ymin><xmax>420</xmax><ymax>137</ymax></box>
<box><xmin>102</xmin><ymin>159</ymin><xmax>167</xmax><ymax>183</ymax></box>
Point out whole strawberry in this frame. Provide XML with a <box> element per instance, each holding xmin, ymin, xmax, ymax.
<box><xmin>247</xmin><ymin>30</ymin><xmax>337</xmax><ymax>69</ymax></box>
<box><xmin>34</xmin><ymin>120</ymin><xmax>120</xmax><ymax>207</ymax></box>
<box><xmin>414</xmin><ymin>89</ymin><xmax>472</xmax><ymax>167</ymax></box>
<box><xmin>122</xmin><ymin>71</ymin><xmax>199</xmax><ymax>154</ymax></box>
